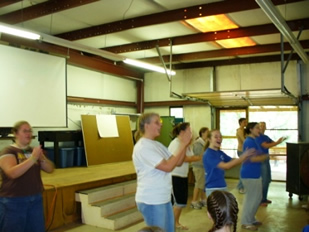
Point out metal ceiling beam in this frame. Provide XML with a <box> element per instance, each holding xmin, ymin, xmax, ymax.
<box><xmin>104</xmin><ymin>18</ymin><xmax>309</xmax><ymax>53</ymax></box>
<box><xmin>139</xmin><ymin>40</ymin><xmax>309</xmax><ymax>64</ymax></box>
<box><xmin>0</xmin><ymin>0</ymin><xmax>99</xmax><ymax>24</ymax></box>
<box><xmin>55</xmin><ymin>0</ymin><xmax>303</xmax><ymax>41</ymax></box>
<box><xmin>0</xmin><ymin>0</ymin><xmax>21</xmax><ymax>8</ymax></box>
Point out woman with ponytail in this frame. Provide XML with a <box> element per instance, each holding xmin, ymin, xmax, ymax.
<box><xmin>207</xmin><ymin>190</ymin><xmax>239</xmax><ymax>232</ymax></box>
<box><xmin>132</xmin><ymin>113</ymin><xmax>192</xmax><ymax>232</ymax></box>
<box><xmin>240</xmin><ymin>122</ymin><xmax>268</xmax><ymax>231</ymax></box>
<box><xmin>168</xmin><ymin>122</ymin><xmax>201</xmax><ymax>230</ymax></box>
<box><xmin>203</xmin><ymin>130</ymin><xmax>254</xmax><ymax>197</ymax></box>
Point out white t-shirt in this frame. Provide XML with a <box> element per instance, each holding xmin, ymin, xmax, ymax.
<box><xmin>132</xmin><ymin>137</ymin><xmax>172</xmax><ymax>204</ymax></box>
<box><xmin>168</xmin><ymin>137</ymin><xmax>193</xmax><ymax>177</ymax></box>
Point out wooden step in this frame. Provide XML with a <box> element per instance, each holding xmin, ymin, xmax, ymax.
<box><xmin>92</xmin><ymin>193</ymin><xmax>136</xmax><ymax>217</ymax></box>
<box><xmin>76</xmin><ymin>180</ymin><xmax>136</xmax><ymax>204</ymax></box>
<box><xmin>105</xmin><ymin>207</ymin><xmax>143</xmax><ymax>230</ymax></box>
<box><xmin>76</xmin><ymin>180</ymin><xmax>142</xmax><ymax>230</ymax></box>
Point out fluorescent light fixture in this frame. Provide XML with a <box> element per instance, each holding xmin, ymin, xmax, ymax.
<box><xmin>0</xmin><ymin>22</ymin><xmax>124</xmax><ymax>61</ymax></box>
<box><xmin>216</xmin><ymin>37</ymin><xmax>256</xmax><ymax>48</ymax></box>
<box><xmin>0</xmin><ymin>25</ymin><xmax>40</xmax><ymax>40</ymax></box>
<box><xmin>123</xmin><ymin>58</ymin><xmax>176</xmax><ymax>76</ymax></box>
<box><xmin>186</xmin><ymin>14</ymin><xmax>238</xmax><ymax>32</ymax></box>
<box><xmin>256</xmin><ymin>0</ymin><xmax>309</xmax><ymax>64</ymax></box>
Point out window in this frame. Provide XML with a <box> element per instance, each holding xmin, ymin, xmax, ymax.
<box><xmin>218</xmin><ymin>108</ymin><xmax>247</xmax><ymax>158</ymax></box>
<box><xmin>170</xmin><ymin>107</ymin><xmax>183</xmax><ymax>119</ymax></box>
<box><xmin>248</xmin><ymin>106</ymin><xmax>298</xmax><ymax>154</ymax></box>
<box><xmin>217</xmin><ymin>106</ymin><xmax>298</xmax><ymax>181</ymax></box>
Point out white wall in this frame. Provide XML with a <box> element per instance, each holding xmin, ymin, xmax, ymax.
<box><xmin>67</xmin><ymin>65</ymin><xmax>137</xmax><ymax>102</ymax></box>
<box><xmin>216</xmin><ymin>61</ymin><xmax>298</xmax><ymax>94</ymax></box>
<box><xmin>145</xmin><ymin>61</ymin><xmax>299</xmax><ymax>102</ymax></box>
<box><xmin>183</xmin><ymin>105</ymin><xmax>211</xmax><ymax>139</ymax></box>
<box><xmin>144</xmin><ymin>67</ymin><xmax>214</xmax><ymax>102</ymax></box>
<box><xmin>66</xmin><ymin>65</ymin><xmax>138</xmax><ymax>130</ymax></box>
<box><xmin>144</xmin><ymin>60</ymin><xmax>300</xmax><ymax>138</ymax></box>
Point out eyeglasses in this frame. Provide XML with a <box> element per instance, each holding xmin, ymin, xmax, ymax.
<box><xmin>21</xmin><ymin>130</ymin><xmax>33</xmax><ymax>134</ymax></box>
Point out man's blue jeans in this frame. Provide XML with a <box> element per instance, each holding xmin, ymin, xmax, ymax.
<box><xmin>237</xmin><ymin>150</ymin><xmax>244</xmax><ymax>190</ymax></box>
<box><xmin>261</xmin><ymin>159</ymin><xmax>271</xmax><ymax>202</ymax></box>
<box><xmin>0</xmin><ymin>194</ymin><xmax>45</xmax><ymax>232</ymax></box>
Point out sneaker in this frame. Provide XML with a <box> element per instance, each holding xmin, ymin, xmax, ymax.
<box><xmin>239</xmin><ymin>188</ymin><xmax>245</xmax><ymax>194</ymax></box>
<box><xmin>241</xmin><ymin>225</ymin><xmax>258</xmax><ymax>231</ymax></box>
<box><xmin>190</xmin><ymin>201</ymin><xmax>202</xmax><ymax>209</ymax></box>
<box><xmin>265</xmin><ymin>199</ymin><xmax>272</xmax><ymax>204</ymax></box>
<box><xmin>199</xmin><ymin>200</ymin><xmax>207</xmax><ymax>207</ymax></box>
<box><xmin>253</xmin><ymin>221</ymin><xmax>263</xmax><ymax>226</ymax></box>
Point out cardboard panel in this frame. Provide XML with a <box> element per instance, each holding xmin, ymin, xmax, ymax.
<box><xmin>81</xmin><ymin>115</ymin><xmax>134</xmax><ymax>166</ymax></box>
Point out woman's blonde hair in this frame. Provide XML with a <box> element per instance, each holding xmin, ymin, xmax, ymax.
<box><xmin>12</xmin><ymin>121</ymin><xmax>30</xmax><ymax>134</ymax></box>
<box><xmin>204</xmin><ymin>129</ymin><xmax>220</xmax><ymax>151</ymax></box>
<box><xmin>135</xmin><ymin>113</ymin><xmax>159</xmax><ymax>142</ymax></box>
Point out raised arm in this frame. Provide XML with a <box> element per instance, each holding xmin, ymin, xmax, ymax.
<box><xmin>156</xmin><ymin>128</ymin><xmax>192</xmax><ymax>172</ymax></box>
<box><xmin>38</xmin><ymin>153</ymin><xmax>55</xmax><ymax>173</ymax></box>
<box><xmin>217</xmin><ymin>148</ymin><xmax>255</xmax><ymax>170</ymax></box>
<box><xmin>0</xmin><ymin>146</ymin><xmax>41</xmax><ymax>179</ymax></box>
<box><xmin>261</xmin><ymin>137</ymin><xmax>285</xmax><ymax>149</ymax></box>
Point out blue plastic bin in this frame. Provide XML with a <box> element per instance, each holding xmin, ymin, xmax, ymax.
<box><xmin>44</xmin><ymin>147</ymin><xmax>55</xmax><ymax>163</ymax></box>
<box><xmin>59</xmin><ymin>147</ymin><xmax>74</xmax><ymax>168</ymax></box>
<box><xmin>75</xmin><ymin>147</ymin><xmax>86</xmax><ymax>166</ymax></box>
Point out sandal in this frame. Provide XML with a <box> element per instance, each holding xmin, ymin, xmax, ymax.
<box><xmin>176</xmin><ymin>224</ymin><xmax>189</xmax><ymax>230</ymax></box>
<box><xmin>241</xmin><ymin>224</ymin><xmax>258</xmax><ymax>231</ymax></box>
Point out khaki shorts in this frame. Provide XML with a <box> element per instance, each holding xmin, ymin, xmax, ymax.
<box><xmin>192</xmin><ymin>167</ymin><xmax>205</xmax><ymax>190</ymax></box>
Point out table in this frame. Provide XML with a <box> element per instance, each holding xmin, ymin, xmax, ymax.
<box><xmin>38</xmin><ymin>130</ymin><xmax>83</xmax><ymax>168</ymax></box>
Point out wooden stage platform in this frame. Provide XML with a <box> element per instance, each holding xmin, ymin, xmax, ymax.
<box><xmin>41</xmin><ymin>161</ymin><xmax>136</xmax><ymax>230</ymax></box>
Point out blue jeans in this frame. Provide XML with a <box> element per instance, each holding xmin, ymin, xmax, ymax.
<box><xmin>0</xmin><ymin>194</ymin><xmax>45</xmax><ymax>232</ymax></box>
<box><xmin>261</xmin><ymin>159</ymin><xmax>271</xmax><ymax>202</ymax></box>
<box><xmin>237</xmin><ymin>151</ymin><xmax>244</xmax><ymax>190</ymax></box>
<box><xmin>137</xmin><ymin>202</ymin><xmax>174</xmax><ymax>232</ymax></box>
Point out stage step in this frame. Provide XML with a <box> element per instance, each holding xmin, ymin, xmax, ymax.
<box><xmin>76</xmin><ymin>179</ymin><xmax>137</xmax><ymax>204</ymax></box>
<box><xmin>76</xmin><ymin>180</ymin><xmax>143</xmax><ymax>230</ymax></box>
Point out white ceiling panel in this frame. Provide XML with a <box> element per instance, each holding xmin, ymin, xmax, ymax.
<box><xmin>0</xmin><ymin>0</ymin><xmax>48</xmax><ymax>15</ymax></box>
<box><xmin>164</xmin><ymin>42</ymin><xmax>221</xmax><ymax>55</ymax></box>
<box><xmin>120</xmin><ymin>49</ymin><xmax>160</xmax><ymax>59</ymax></box>
<box><xmin>16</xmin><ymin>14</ymin><xmax>90</xmax><ymax>35</ymax></box>
<box><xmin>276</xmin><ymin>1</ymin><xmax>309</xmax><ymax>21</ymax></box>
<box><xmin>152</xmin><ymin>0</ymin><xmax>223</xmax><ymax>10</ymax></box>
<box><xmin>76</xmin><ymin>21</ymin><xmax>197</xmax><ymax>48</ymax></box>
<box><xmin>228</xmin><ymin>9</ymin><xmax>271</xmax><ymax>27</ymax></box>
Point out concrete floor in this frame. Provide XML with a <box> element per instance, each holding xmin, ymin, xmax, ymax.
<box><xmin>50</xmin><ymin>179</ymin><xmax>309</xmax><ymax>232</ymax></box>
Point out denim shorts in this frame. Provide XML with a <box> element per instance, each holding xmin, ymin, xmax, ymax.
<box><xmin>137</xmin><ymin>201</ymin><xmax>174</xmax><ymax>232</ymax></box>
<box><xmin>0</xmin><ymin>194</ymin><xmax>45</xmax><ymax>232</ymax></box>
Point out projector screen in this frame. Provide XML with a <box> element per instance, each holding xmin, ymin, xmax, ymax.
<box><xmin>0</xmin><ymin>44</ymin><xmax>67</xmax><ymax>127</ymax></box>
